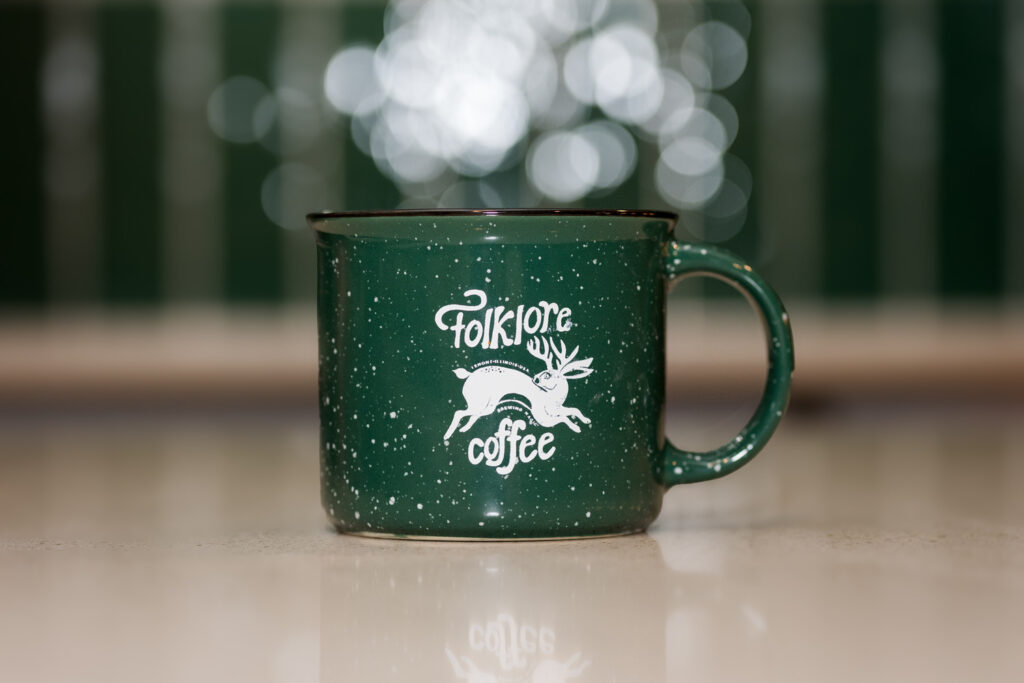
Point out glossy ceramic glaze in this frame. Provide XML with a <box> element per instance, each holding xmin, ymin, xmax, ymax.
<box><xmin>309</xmin><ymin>209</ymin><xmax>793</xmax><ymax>538</ymax></box>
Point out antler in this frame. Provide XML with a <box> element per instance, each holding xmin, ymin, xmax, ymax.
<box><xmin>526</xmin><ymin>336</ymin><xmax>553</xmax><ymax>370</ymax></box>
<box><xmin>550</xmin><ymin>338</ymin><xmax>579</xmax><ymax>370</ymax></box>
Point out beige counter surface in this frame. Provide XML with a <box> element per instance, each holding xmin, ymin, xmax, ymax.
<box><xmin>2</xmin><ymin>409</ymin><xmax>1023</xmax><ymax>682</ymax></box>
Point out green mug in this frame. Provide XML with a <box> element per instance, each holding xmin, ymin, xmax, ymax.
<box><xmin>309</xmin><ymin>209</ymin><xmax>793</xmax><ymax>539</ymax></box>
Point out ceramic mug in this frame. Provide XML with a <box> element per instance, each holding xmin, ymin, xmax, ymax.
<box><xmin>308</xmin><ymin>209</ymin><xmax>793</xmax><ymax>539</ymax></box>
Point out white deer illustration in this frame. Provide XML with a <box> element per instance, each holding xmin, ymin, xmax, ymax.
<box><xmin>444</xmin><ymin>337</ymin><xmax>594</xmax><ymax>441</ymax></box>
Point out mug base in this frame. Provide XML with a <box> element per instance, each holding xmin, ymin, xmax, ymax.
<box><xmin>334</xmin><ymin>526</ymin><xmax>647</xmax><ymax>542</ymax></box>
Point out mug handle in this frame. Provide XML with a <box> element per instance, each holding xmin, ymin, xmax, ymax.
<box><xmin>660</xmin><ymin>241</ymin><xmax>795</xmax><ymax>486</ymax></box>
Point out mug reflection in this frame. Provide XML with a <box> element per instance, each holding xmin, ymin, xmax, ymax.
<box><xmin>321</xmin><ymin>534</ymin><xmax>761</xmax><ymax>682</ymax></box>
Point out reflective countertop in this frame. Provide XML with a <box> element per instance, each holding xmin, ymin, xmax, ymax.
<box><xmin>2</xmin><ymin>408</ymin><xmax>1023</xmax><ymax>682</ymax></box>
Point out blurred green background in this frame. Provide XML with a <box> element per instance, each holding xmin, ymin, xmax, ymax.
<box><xmin>2</xmin><ymin>0</ymin><xmax>1021</xmax><ymax>310</ymax></box>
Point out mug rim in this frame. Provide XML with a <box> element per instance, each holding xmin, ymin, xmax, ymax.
<box><xmin>306</xmin><ymin>208</ymin><xmax>678</xmax><ymax>222</ymax></box>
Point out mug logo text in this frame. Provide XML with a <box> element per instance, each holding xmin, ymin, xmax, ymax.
<box><xmin>435</xmin><ymin>289</ymin><xmax>573</xmax><ymax>349</ymax></box>
<box><xmin>437</xmin><ymin>289</ymin><xmax>595</xmax><ymax>475</ymax></box>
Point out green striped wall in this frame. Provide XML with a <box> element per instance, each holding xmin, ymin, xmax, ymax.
<box><xmin>339</xmin><ymin>3</ymin><xmax>401</xmax><ymax>213</ymax></box>
<box><xmin>940</xmin><ymin>0</ymin><xmax>1005</xmax><ymax>298</ymax></box>
<box><xmin>718</xmin><ymin>0</ymin><xmax>760</xmax><ymax>265</ymax></box>
<box><xmin>2</xmin><ymin>5</ymin><xmax>46</xmax><ymax>305</ymax></box>
<box><xmin>222</xmin><ymin>3</ymin><xmax>282</xmax><ymax>303</ymax></box>
<box><xmin>100</xmin><ymin>5</ymin><xmax>162</xmax><ymax>303</ymax></box>
<box><xmin>1</xmin><ymin>0</ymin><xmax>1020</xmax><ymax>309</ymax></box>
<box><xmin>823</xmin><ymin>0</ymin><xmax>881</xmax><ymax>298</ymax></box>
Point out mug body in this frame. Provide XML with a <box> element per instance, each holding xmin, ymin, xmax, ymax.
<box><xmin>311</xmin><ymin>209</ymin><xmax>677</xmax><ymax>539</ymax></box>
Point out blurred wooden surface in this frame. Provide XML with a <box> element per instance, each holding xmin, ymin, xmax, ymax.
<box><xmin>1</xmin><ymin>303</ymin><xmax>1022</xmax><ymax>407</ymax></box>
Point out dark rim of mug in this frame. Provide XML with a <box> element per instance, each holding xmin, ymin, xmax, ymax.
<box><xmin>307</xmin><ymin>208</ymin><xmax>678</xmax><ymax>221</ymax></box>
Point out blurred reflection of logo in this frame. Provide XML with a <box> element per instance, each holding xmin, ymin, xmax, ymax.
<box><xmin>469</xmin><ymin>613</ymin><xmax>555</xmax><ymax>669</ymax></box>
<box><xmin>446</xmin><ymin>614</ymin><xmax>590</xmax><ymax>683</ymax></box>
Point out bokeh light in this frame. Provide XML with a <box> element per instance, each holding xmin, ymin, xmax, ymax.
<box><xmin>528</xmin><ymin>129</ymin><xmax>600</xmax><ymax>202</ymax></box>
<box><xmin>206</xmin><ymin>0</ymin><xmax>753</xmax><ymax>232</ymax></box>
<box><xmin>323</xmin><ymin>45</ymin><xmax>379</xmax><ymax>115</ymax></box>
<box><xmin>681</xmin><ymin>21</ymin><xmax>749</xmax><ymax>90</ymax></box>
<box><xmin>656</xmin><ymin>152</ymin><xmax>724</xmax><ymax>209</ymax></box>
<box><xmin>576</xmin><ymin>120</ymin><xmax>638</xmax><ymax>191</ymax></box>
<box><xmin>207</xmin><ymin>76</ymin><xmax>275</xmax><ymax>144</ymax></box>
<box><xmin>273</xmin><ymin>87</ymin><xmax>323</xmax><ymax>154</ymax></box>
<box><xmin>261</xmin><ymin>162</ymin><xmax>328</xmax><ymax>230</ymax></box>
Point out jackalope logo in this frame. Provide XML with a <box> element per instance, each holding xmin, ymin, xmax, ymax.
<box><xmin>435</xmin><ymin>290</ymin><xmax>595</xmax><ymax>474</ymax></box>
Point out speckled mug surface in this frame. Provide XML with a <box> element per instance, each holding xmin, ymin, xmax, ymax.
<box><xmin>309</xmin><ymin>209</ymin><xmax>794</xmax><ymax>540</ymax></box>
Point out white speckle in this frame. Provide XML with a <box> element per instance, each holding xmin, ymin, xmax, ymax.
<box><xmin>389</xmin><ymin>411</ymin><xmax>397</xmax><ymax>418</ymax></box>
<box><xmin>417</xmin><ymin>503</ymin><xmax>423</xmax><ymax>510</ymax></box>
<box><xmin>388</xmin><ymin>496</ymin><xmax>395</xmax><ymax>505</ymax></box>
<box><xmin>674</xmin><ymin>466</ymin><xmax>683</xmax><ymax>475</ymax></box>
<box><xmin>373</xmin><ymin>296</ymin><xmax>379</xmax><ymax>302</ymax></box>
<box><xmin>354</xmin><ymin>511</ymin><xmax>360</xmax><ymax>519</ymax></box>
<box><xmin>735</xmin><ymin>436</ymin><xmax>743</xmax><ymax>442</ymax></box>
<box><xmin>585</xmin><ymin>511</ymin><xmax>591</xmax><ymax>518</ymax></box>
